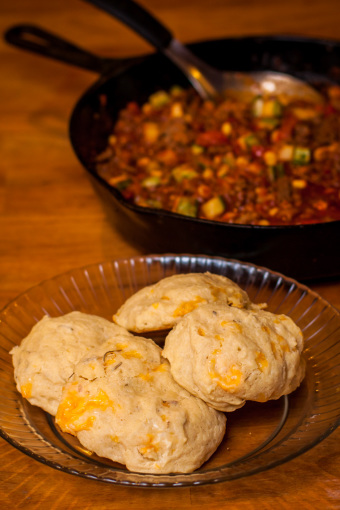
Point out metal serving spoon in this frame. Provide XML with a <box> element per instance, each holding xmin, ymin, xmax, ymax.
<box><xmin>83</xmin><ymin>0</ymin><xmax>323</xmax><ymax>103</ymax></box>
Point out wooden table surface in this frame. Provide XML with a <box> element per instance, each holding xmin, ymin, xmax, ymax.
<box><xmin>1</xmin><ymin>0</ymin><xmax>340</xmax><ymax>508</ymax></box>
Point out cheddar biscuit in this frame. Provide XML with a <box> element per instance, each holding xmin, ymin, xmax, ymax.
<box><xmin>11</xmin><ymin>311</ymin><xmax>131</xmax><ymax>415</ymax></box>
<box><xmin>162</xmin><ymin>304</ymin><xmax>305</xmax><ymax>412</ymax></box>
<box><xmin>56</xmin><ymin>334</ymin><xmax>226</xmax><ymax>474</ymax></box>
<box><xmin>113</xmin><ymin>272</ymin><xmax>254</xmax><ymax>333</ymax></box>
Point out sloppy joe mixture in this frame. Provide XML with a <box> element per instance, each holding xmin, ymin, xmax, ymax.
<box><xmin>95</xmin><ymin>85</ymin><xmax>340</xmax><ymax>225</ymax></box>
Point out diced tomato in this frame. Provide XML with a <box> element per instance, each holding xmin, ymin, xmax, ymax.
<box><xmin>323</xmin><ymin>104</ymin><xmax>336</xmax><ymax>116</ymax></box>
<box><xmin>274</xmin><ymin>116</ymin><xmax>297</xmax><ymax>141</ymax></box>
<box><xmin>251</xmin><ymin>145</ymin><xmax>266</xmax><ymax>158</ymax></box>
<box><xmin>126</xmin><ymin>102</ymin><xmax>140</xmax><ymax>115</ymax></box>
<box><xmin>121</xmin><ymin>190</ymin><xmax>134</xmax><ymax>201</ymax></box>
<box><xmin>196</xmin><ymin>131</ymin><xmax>229</xmax><ymax>147</ymax></box>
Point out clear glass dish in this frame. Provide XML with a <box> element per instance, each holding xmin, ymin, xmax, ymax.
<box><xmin>0</xmin><ymin>254</ymin><xmax>339</xmax><ymax>488</ymax></box>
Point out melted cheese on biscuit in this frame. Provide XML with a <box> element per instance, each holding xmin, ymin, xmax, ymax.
<box><xmin>209</xmin><ymin>358</ymin><xmax>243</xmax><ymax>391</ymax></box>
<box><xmin>21</xmin><ymin>382</ymin><xmax>32</xmax><ymax>399</ymax></box>
<box><xmin>173</xmin><ymin>296</ymin><xmax>207</xmax><ymax>317</ymax></box>
<box><xmin>56</xmin><ymin>387</ymin><xmax>114</xmax><ymax>434</ymax></box>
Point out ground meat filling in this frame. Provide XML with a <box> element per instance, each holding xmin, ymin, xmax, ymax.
<box><xmin>95</xmin><ymin>85</ymin><xmax>340</xmax><ymax>226</ymax></box>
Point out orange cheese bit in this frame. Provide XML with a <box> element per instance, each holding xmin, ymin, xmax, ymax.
<box><xmin>271</xmin><ymin>341</ymin><xmax>278</xmax><ymax>358</ymax></box>
<box><xmin>56</xmin><ymin>387</ymin><xmax>115</xmax><ymax>435</ymax></box>
<box><xmin>115</xmin><ymin>342</ymin><xmax>128</xmax><ymax>350</ymax></box>
<box><xmin>21</xmin><ymin>382</ymin><xmax>33</xmax><ymax>399</ymax></box>
<box><xmin>138</xmin><ymin>362</ymin><xmax>168</xmax><ymax>382</ymax></box>
<box><xmin>113</xmin><ymin>343</ymin><xmax>143</xmax><ymax>359</ymax></box>
<box><xmin>153</xmin><ymin>362</ymin><xmax>168</xmax><ymax>373</ymax></box>
<box><xmin>138</xmin><ymin>372</ymin><xmax>154</xmax><ymax>382</ymax></box>
<box><xmin>278</xmin><ymin>334</ymin><xmax>291</xmax><ymax>353</ymax></box>
<box><xmin>104</xmin><ymin>352</ymin><xmax>117</xmax><ymax>366</ymax></box>
<box><xmin>105</xmin><ymin>346</ymin><xmax>142</xmax><ymax>366</ymax></box>
<box><xmin>209</xmin><ymin>360</ymin><xmax>243</xmax><ymax>392</ymax></box>
<box><xmin>121</xmin><ymin>350</ymin><xmax>143</xmax><ymax>359</ymax></box>
<box><xmin>220</xmin><ymin>320</ymin><xmax>243</xmax><ymax>333</ymax></box>
<box><xmin>232</xmin><ymin>322</ymin><xmax>243</xmax><ymax>333</ymax></box>
<box><xmin>138</xmin><ymin>433</ymin><xmax>160</xmax><ymax>458</ymax></box>
<box><xmin>212</xmin><ymin>347</ymin><xmax>221</xmax><ymax>356</ymax></box>
<box><xmin>172</xmin><ymin>296</ymin><xmax>207</xmax><ymax>317</ymax></box>
<box><xmin>255</xmin><ymin>351</ymin><xmax>269</xmax><ymax>372</ymax></box>
<box><xmin>209</xmin><ymin>285</ymin><xmax>226</xmax><ymax>301</ymax></box>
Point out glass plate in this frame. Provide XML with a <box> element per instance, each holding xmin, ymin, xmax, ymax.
<box><xmin>0</xmin><ymin>254</ymin><xmax>339</xmax><ymax>488</ymax></box>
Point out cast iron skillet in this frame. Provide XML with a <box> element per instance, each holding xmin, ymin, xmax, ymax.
<box><xmin>4</xmin><ymin>24</ymin><xmax>340</xmax><ymax>280</ymax></box>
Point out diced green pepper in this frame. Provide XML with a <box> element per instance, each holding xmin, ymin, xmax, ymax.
<box><xmin>268</xmin><ymin>98</ymin><xmax>283</xmax><ymax>117</ymax></box>
<box><xmin>115</xmin><ymin>179</ymin><xmax>132</xmax><ymax>190</ymax></box>
<box><xmin>191</xmin><ymin>144</ymin><xmax>204</xmax><ymax>155</ymax></box>
<box><xmin>201</xmin><ymin>196</ymin><xmax>226</xmax><ymax>219</ymax></box>
<box><xmin>146</xmin><ymin>199</ymin><xmax>162</xmax><ymax>209</ymax></box>
<box><xmin>244</xmin><ymin>133</ymin><xmax>260</xmax><ymax>148</ymax></box>
<box><xmin>256</xmin><ymin>117</ymin><xmax>280</xmax><ymax>130</ymax></box>
<box><xmin>252</xmin><ymin>96</ymin><xmax>283</xmax><ymax>118</ymax></box>
<box><xmin>238</xmin><ymin>133</ymin><xmax>260</xmax><ymax>151</ymax></box>
<box><xmin>222</xmin><ymin>153</ymin><xmax>236</xmax><ymax>167</ymax></box>
<box><xmin>252</xmin><ymin>96</ymin><xmax>264</xmax><ymax>118</ymax></box>
<box><xmin>267</xmin><ymin>163</ymin><xmax>285</xmax><ymax>182</ymax></box>
<box><xmin>172</xmin><ymin>166</ymin><xmax>198</xmax><ymax>183</ymax></box>
<box><xmin>141</xmin><ymin>176</ymin><xmax>161</xmax><ymax>188</ymax></box>
<box><xmin>149</xmin><ymin>90</ymin><xmax>171</xmax><ymax>107</ymax></box>
<box><xmin>176</xmin><ymin>198</ymin><xmax>198</xmax><ymax>217</ymax></box>
<box><xmin>170</xmin><ymin>85</ymin><xmax>184</xmax><ymax>97</ymax></box>
<box><xmin>293</xmin><ymin>147</ymin><xmax>311</xmax><ymax>165</ymax></box>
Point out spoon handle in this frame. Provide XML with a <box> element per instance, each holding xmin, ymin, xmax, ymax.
<box><xmin>83</xmin><ymin>0</ymin><xmax>221</xmax><ymax>97</ymax></box>
<box><xmin>83</xmin><ymin>0</ymin><xmax>173</xmax><ymax>50</ymax></box>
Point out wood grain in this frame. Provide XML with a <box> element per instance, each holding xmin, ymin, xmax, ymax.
<box><xmin>1</xmin><ymin>0</ymin><xmax>340</xmax><ymax>508</ymax></box>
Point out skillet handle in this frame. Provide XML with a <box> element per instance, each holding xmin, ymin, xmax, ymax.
<box><xmin>4</xmin><ymin>24</ymin><xmax>115</xmax><ymax>74</ymax></box>
<box><xmin>83</xmin><ymin>0</ymin><xmax>173</xmax><ymax>50</ymax></box>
